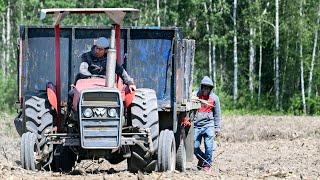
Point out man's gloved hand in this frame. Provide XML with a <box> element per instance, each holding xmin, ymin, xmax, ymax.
<box><xmin>181</xmin><ymin>117</ymin><xmax>191</xmax><ymax>127</ymax></box>
<box><xmin>91</xmin><ymin>64</ymin><xmax>103</xmax><ymax>72</ymax></box>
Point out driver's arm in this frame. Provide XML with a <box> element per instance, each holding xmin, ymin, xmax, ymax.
<box><xmin>79</xmin><ymin>52</ymin><xmax>92</xmax><ymax>76</ymax></box>
<box><xmin>79</xmin><ymin>62</ymin><xmax>92</xmax><ymax>76</ymax></box>
<box><xmin>115</xmin><ymin>63</ymin><xmax>134</xmax><ymax>85</ymax></box>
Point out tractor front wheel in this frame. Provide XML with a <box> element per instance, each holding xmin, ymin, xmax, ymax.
<box><xmin>20</xmin><ymin>132</ymin><xmax>40</xmax><ymax>170</ymax></box>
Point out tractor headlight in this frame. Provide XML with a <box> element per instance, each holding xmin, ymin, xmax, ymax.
<box><xmin>108</xmin><ymin>108</ymin><xmax>118</xmax><ymax>118</ymax></box>
<box><xmin>83</xmin><ymin>108</ymin><xmax>93</xmax><ymax>118</ymax></box>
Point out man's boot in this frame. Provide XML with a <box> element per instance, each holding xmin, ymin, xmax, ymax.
<box><xmin>197</xmin><ymin>159</ymin><xmax>203</xmax><ymax>170</ymax></box>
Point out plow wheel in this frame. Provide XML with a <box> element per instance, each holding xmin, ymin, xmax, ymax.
<box><xmin>51</xmin><ymin>145</ymin><xmax>76</xmax><ymax>172</ymax></box>
<box><xmin>127</xmin><ymin>88</ymin><xmax>159</xmax><ymax>173</ymax></box>
<box><xmin>176</xmin><ymin>138</ymin><xmax>186</xmax><ymax>172</ymax></box>
<box><xmin>21</xmin><ymin>96</ymin><xmax>53</xmax><ymax>170</ymax></box>
<box><xmin>157</xmin><ymin>129</ymin><xmax>176</xmax><ymax>172</ymax></box>
<box><xmin>20</xmin><ymin>132</ymin><xmax>40</xmax><ymax>170</ymax></box>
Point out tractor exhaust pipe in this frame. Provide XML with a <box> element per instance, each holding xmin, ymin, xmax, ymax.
<box><xmin>105</xmin><ymin>28</ymin><xmax>116</xmax><ymax>88</ymax></box>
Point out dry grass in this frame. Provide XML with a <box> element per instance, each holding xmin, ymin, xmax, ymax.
<box><xmin>221</xmin><ymin>115</ymin><xmax>320</xmax><ymax>142</ymax></box>
<box><xmin>0</xmin><ymin>113</ymin><xmax>18</xmax><ymax>138</ymax></box>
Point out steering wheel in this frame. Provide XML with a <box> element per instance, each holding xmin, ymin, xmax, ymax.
<box><xmin>90</xmin><ymin>74</ymin><xmax>106</xmax><ymax>79</ymax></box>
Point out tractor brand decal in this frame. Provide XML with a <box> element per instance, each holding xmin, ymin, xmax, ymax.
<box><xmin>93</xmin><ymin>108</ymin><xmax>106</xmax><ymax>117</ymax></box>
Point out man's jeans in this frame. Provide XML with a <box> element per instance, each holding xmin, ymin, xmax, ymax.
<box><xmin>194</xmin><ymin>126</ymin><xmax>216</xmax><ymax>167</ymax></box>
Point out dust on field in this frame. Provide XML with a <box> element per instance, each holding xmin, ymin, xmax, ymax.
<box><xmin>0</xmin><ymin>114</ymin><xmax>319</xmax><ymax>179</ymax></box>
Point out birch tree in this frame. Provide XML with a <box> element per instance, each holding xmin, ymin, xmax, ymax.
<box><xmin>5</xmin><ymin>0</ymin><xmax>11</xmax><ymax>76</ymax></box>
<box><xmin>275</xmin><ymin>0</ymin><xmax>280</xmax><ymax>110</ymax></box>
<box><xmin>307</xmin><ymin>4</ymin><xmax>320</xmax><ymax>99</ymax></box>
<box><xmin>258</xmin><ymin>2</ymin><xmax>268</xmax><ymax>104</ymax></box>
<box><xmin>249</xmin><ymin>25</ymin><xmax>255</xmax><ymax>99</ymax></box>
<box><xmin>164</xmin><ymin>0</ymin><xmax>167</xmax><ymax>25</ymax></box>
<box><xmin>248</xmin><ymin>0</ymin><xmax>256</xmax><ymax>99</ymax></box>
<box><xmin>258</xmin><ymin>14</ymin><xmax>263</xmax><ymax>103</ymax></box>
<box><xmin>212</xmin><ymin>39</ymin><xmax>217</xmax><ymax>90</ymax></box>
<box><xmin>1</xmin><ymin>15</ymin><xmax>5</xmax><ymax>73</ymax></box>
<box><xmin>203</xmin><ymin>2</ymin><xmax>212</xmax><ymax>80</ymax></box>
<box><xmin>299</xmin><ymin>0</ymin><xmax>307</xmax><ymax>115</ymax></box>
<box><xmin>233</xmin><ymin>0</ymin><xmax>238</xmax><ymax>103</ymax></box>
<box><xmin>156</xmin><ymin>0</ymin><xmax>160</xmax><ymax>27</ymax></box>
<box><xmin>210</xmin><ymin>1</ymin><xmax>216</xmax><ymax>90</ymax></box>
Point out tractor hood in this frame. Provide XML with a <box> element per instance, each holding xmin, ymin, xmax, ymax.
<box><xmin>72</xmin><ymin>78</ymin><xmax>116</xmax><ymax>111</ymax></box>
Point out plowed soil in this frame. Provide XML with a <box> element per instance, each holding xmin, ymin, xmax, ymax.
<box><xmin>0</xmin><ymin>114</ymin><xmax>319</xmax><ymax>179</ymax></box>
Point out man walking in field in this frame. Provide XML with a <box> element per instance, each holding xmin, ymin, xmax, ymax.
<box><xmin>194</xmin><ymin>76</ymin><xmax>222</xmax><ymax>172</ymax></box>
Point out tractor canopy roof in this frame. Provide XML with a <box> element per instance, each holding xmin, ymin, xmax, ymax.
<box><xmin>40</xmin><ymin>8</ymin><xmax>140</xmax><ymax>25</ymax></box>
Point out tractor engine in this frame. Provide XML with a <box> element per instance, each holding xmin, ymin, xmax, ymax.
<box><xmin>78</xmin><ymin>89</ymin><xmax>123</xmax><ymax>149</ymax></box>
<box><xmin>70</xmin><ymin>77</ymin><xmax>124</xmax><ymax>149</ymax></box>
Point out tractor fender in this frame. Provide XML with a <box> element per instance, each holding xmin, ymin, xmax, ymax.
<box><xmin>46</xmin><ymin>82</ymin><xmax>58</xmax><ymax>111</ymax></box>
<box><xmin>124</xmin><ymin>87</ymin><xmax>135</xmax><ymax>108</ymax></box>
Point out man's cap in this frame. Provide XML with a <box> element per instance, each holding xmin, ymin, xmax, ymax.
<box><xmin>200</xmin><ymin>76</ymin><xmax>214</xmax><ymax>87</ymax></box>
<box><xmin>95</xmin><ymin>37</ymin><xmax>109</xmax><ymax>48</ymax></box>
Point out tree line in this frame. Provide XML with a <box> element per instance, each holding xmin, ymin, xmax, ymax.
<box><xmin>0</xmin><ymin>0</ymin><xmax>319</xmax><ymax>115</ymax></box>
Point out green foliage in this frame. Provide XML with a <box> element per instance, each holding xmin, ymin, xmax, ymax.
<box><xmin>306</xmin><ymin>96</ymin><xmax>320</xmax><ymax>115</ymax></box>
<box><xmin>0</xmin><ymin>0</ymin><xmax>319</xmax><ymax>115</ymax></box>
<box><xmin>0</xmin><ymin>73</ymin><xmax>17</xmax><ymax>113</ymax></box>
<box><xmin>289</xmin><ymin>94</ymin><xmax>320</xmax><ymax>115</ymax></box>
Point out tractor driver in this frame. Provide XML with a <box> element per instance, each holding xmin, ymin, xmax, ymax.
<box><xmin>76</xmin><ymin>37</ymin><xmax>136</xmax><ymax>92</ymax></box>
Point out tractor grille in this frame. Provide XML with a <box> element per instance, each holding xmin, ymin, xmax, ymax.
<box><xmin>79</xmin><ymin>90</ymin><xmax>122</xmax><ymax>149</ymax></box>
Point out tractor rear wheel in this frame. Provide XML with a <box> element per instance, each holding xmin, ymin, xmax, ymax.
<box><xmin>127</xmin><ymin>88</ymin><xmax>159</xmax><ymax>173</ymax></box>
<box><xmin>21</xmin><ymin>96</ymin><xmax>53</xmax><ymax>170</ymax></box>
<box><xmin>157</xmin><ymin>129</ymin><xmax>176</xmax><ymax>172</ymax></box>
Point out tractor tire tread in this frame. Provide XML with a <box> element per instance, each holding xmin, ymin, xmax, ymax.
<box><xmin>128</xmin><ymin>88</ymin><xmax>159</xmax><ymax>173</ymax></box>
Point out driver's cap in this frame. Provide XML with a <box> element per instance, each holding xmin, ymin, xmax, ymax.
<box><xmin>95</xmin><ymin>37</ymin><xmax>109</xmax><ymax>49</ymax></box>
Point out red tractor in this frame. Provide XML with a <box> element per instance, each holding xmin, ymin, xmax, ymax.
<box><xmin>14</xmin><ymin>8</ymin><xmax>199</xmax><ymax>172</ymax></box>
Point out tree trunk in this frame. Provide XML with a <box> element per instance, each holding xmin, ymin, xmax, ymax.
<box><xmin>219</xmin><ymin>45</ymin><xmax>227</xmax><ymax>92</ymax></box>
<box><xmin>156</xmin><ymin>0</ymin><xmax>160</xmax><ymax>27</ymax></box>
<box><xmin>307</xmin><ymin>4</ymin><xmax>320</xmax><ymax>98</ymax></box>
<box><xmin>208</xmin><ymin>41</ymin><xmax>212</xmax><ymax>79</ymax></box>
<box><xmin>209</xmin><ymin>1</ymin><xmax>216</xmax><ymax>89</ymax></box>
<box><xmin>220</xmin><ymin>46</ymin><xmax>224</xmax><ymax>90</ymax></box>
<box><xmin>212</xmin><ymin>42</ymin><xmax>216</xmax><ymax>90</ymax></box>
<box><xmin>300</xmin><ymin>1</ymin><xmax>307</xmax><ymax>115</ymax></box>
<box><xmin>203</xmin><ymin>2</ymin><xmax>212</xmax><ymax>80</ymax></box>
<box><xmin>1</xmin><ymin>15</ymin><xmax>6</xmax><ymax>74</ymax></box>
<box><xmin>300</xmin><ymin>44</ymin><xmax>307</xmax><ymax>115</ymax></box>
<box><xmin>10</xmin><ymin>5</ymin><xmax>15</xmax><ymax>67</ymax></box>
<box><xmin>20</xmin><ymin>0</ymin><xmax>24</xmax><ymax>23</ymax></box>
<box><xmin>249</xmin><ymin>27</ymin><xmax>255</xmax><ymax>99</ymax></box>
<box><xmin>275</xmin><ymin>0</ymin><xmax>280</xmax><ymax>110</ymax></box>
<box><xmin>258</xmin><ymin>22</ymin><xmax>262</xmax><ymax>104</ymax></box>
<box><xmin>233</xmin><ymin>0</ymin><xmax>238</xmax><ymax>103</ymax></box>
<box><xmin>5</xmin><ymin>1</ymin><xmax>11</xmax><ymax>76</ymax></box>
<box><xmin>280</xmin><ymin>40</ymin><xmax>289</xmax><ymax>110</ymax></box>
<box><xmin>258</xmin><ymin>0</ymin><xmax>265</xmax><ymax>104</ymax></box>
<box><xmin>174</xmin><ymin>0</ymin><xmax>179</xmax><ymax>26</ymax></box>
<box><xmin>164</xmin><ymin>0</ymin><xmax>167</xmax><ymax>25</ymax></box>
